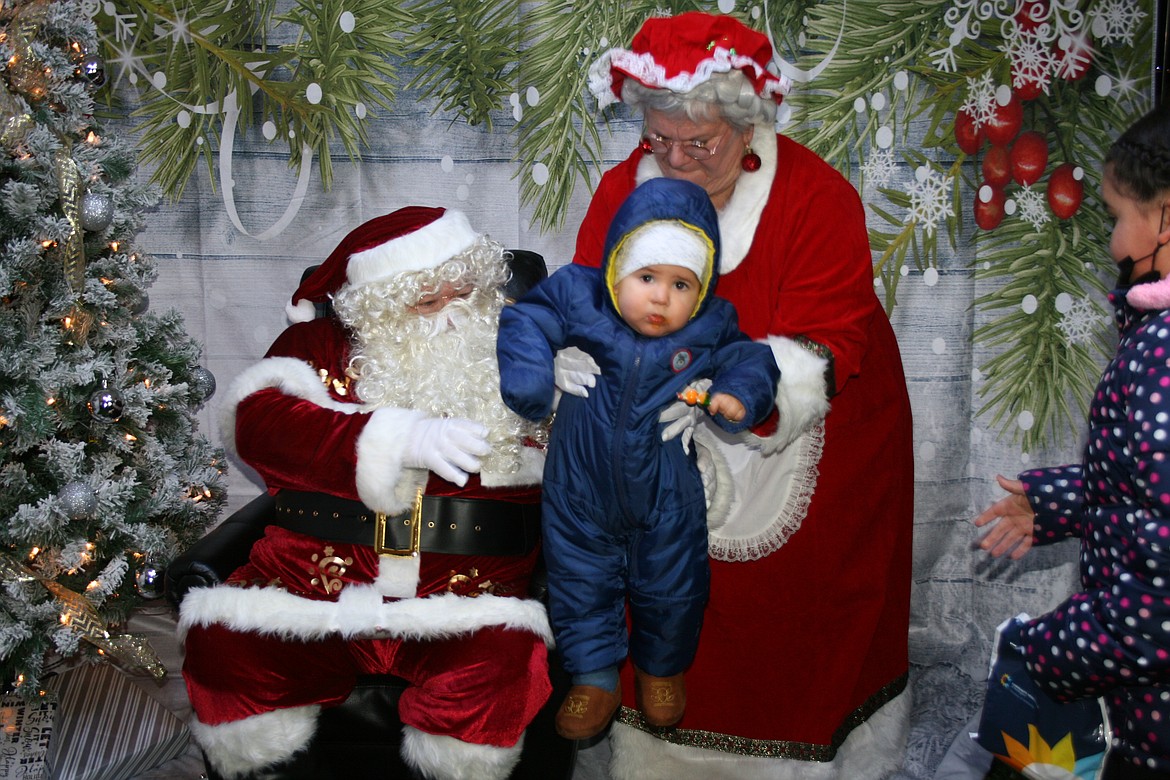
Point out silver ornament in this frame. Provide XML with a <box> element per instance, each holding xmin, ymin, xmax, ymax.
<box><xmin>78</xmin><ymin>53</ymin><xmax>106</xmax><ymax>88</ymax></box>
<box><xmin>135</xmin><ymin>558</ymin><xmax>164</xmax><ymax>599</ymax></box>
<box><xmin>130</xmin><ymin>291</ymin><xmax>149</xmax><ymax>315</ymax></box>
<box><xmin>191</xmin><ymin>367</ymin><xmax>216</xmax><ymax>402</ymax></box>
<box><xmin>58</xmin><ymin>481</ymin><xmax>97</xmax><ymax>519</ymax></box>
<box><xmin>80</xmin><ymin>191</ymin><xmax>114</xmax><ymax>232</ymax></box>
<box><xmin>87</xmin><ymin>383</ymin><xmax>125</xmax><ymax>422</ymax></box>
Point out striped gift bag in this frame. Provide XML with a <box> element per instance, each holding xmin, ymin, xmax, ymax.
<box><xmin>43</xmin><ymin>664</ymin><xmax>188</xmax><ymax>780</ymax></box>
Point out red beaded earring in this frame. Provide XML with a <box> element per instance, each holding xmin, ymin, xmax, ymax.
<box><xmin>741</xmin><ymin>146</ymin><xmax>762</xmax><ymax>172</ymax></box>
<box><xmin>640</xmin><ymin>138</ymin><xmax>655</xmax><ymax>155</ymax></box>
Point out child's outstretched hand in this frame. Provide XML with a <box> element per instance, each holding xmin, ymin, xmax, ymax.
<box><xmin>973</xmin><ymin>474</ymin><xmax>1036</xmax><ymax>559</ymax></box>
<box><xmin>676</xmin><ymin>386</ymin><xmax>747</xmax><ymax>423</ymax></box>
<box><xmin>705</xmin><ymin>392</ymin><xmax>746</xmax><ymax>423</ymax></box>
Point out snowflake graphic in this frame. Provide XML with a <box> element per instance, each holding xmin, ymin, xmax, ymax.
<box><xmin>1059</xmin><ymin>297</ymin><xmax>1103</xmax><ymax>345</ymax></box>
<box><xmin>104</xmin><ymin>39</ymin><xmax>147</xmax><ymax>90</ymax></box>
<box><xmin>862</xmin><ymin>146</ymin><xmax>898</xmax><ymax>189</ymax></box>
<box><xmin>1015</xmin><ymin>186</ymin><xmax>1051</xmax><ymax>230</ymax></box>
<box><xmin>960</xmin><ymin>72</ymin><xmax>997</xmax><ymax>130</ymax></box>
<box><xmin>1089</xmin><ymin>0</ymin><xmax>1147</xmax><ymax>46</ymax></box>
<box><xmin>1004</xmin><ymin>26</ymin><xmax>1057</xmax><ymax>94</ymax></box>
<box><xmin>160</xmin><ymin>8</ymin><xmax>193</xmax><ymax>46</ymax></box>
<box><xmin>907</xmin><ymin>167</ymin><xmax>954</xmax><ymax>237</ymax></box>
<box><xmin>1055</xmin><ymin>29</ymin><xmax>1094</xmax><ymax>80</ymax></box>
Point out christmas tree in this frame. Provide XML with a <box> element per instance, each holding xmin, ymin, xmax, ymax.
<box><xmin>0</xmin><ymin>0</ymin><xmax>225</xmax><ymax>695</ymax></box>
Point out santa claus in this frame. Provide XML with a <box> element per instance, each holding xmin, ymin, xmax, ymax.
<box><xmin>178</xmin><ymin>207</ymin><xmax>553</xmax><ymax>780</ymax></box>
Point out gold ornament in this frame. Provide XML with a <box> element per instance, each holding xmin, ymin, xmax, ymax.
<box><xmin>53</xmin><ymin>148</ymin><xmax>85</xmax><ymax>294</ymax></box>
<box><xmin>0</xmin><ymin>88</ymin><xmax>32</xmax><ymax>145</ymax></box>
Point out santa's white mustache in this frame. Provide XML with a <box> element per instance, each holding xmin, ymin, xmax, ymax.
<box><xmin>417</xmin><ymin>298</ymin><xmax>474</xmax><ymax>338</ymax></box>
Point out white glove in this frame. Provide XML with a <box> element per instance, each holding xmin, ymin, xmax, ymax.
<box><xmin>554</xmin><ymin>346</ymin><xmax>599</xmax><ymax>398</ymax></box>
<box><xmin>404</xmin><ymin>417</ymin><xmax>490</xmax><ymax>486</ymax></box>
<box><xmin>659</xmin><ymin>378</ymin><xmax>712</xmax><ymax>455</ymax></box>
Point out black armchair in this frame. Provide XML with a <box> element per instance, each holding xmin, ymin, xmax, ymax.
<box><xmin>165</xmin><ymin>249</ymin><xmax>574</xmax><ymax>779</ymax></box>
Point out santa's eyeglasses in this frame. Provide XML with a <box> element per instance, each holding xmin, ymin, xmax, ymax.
<box><xmin>410</xmin><ymin>284</ymin><xmax>475</xmax><ymax>315</ymax></box>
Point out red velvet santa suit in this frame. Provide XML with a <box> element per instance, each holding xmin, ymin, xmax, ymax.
<box><xmin>574</xmin><ymin>129</ymin><xmax>914</xmax><ymax>778</ymax></box>
<box><xmin>179</xmin><ymin>314</ymin><xmax>553</xmax><ymax>780</ymax></box>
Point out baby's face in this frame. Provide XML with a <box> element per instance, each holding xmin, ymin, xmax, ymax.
<box><xmin>614</xmin><ymin>264</ymin><xmax>701</xmax><ymax>337</ymax></box>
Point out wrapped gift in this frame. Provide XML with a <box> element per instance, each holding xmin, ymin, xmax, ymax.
<box><xmin>43</xmin><ymin>664</ymin><xmax>188</xmax><ymax>780</ymax></box>
<box><xmin>0</xmin><ymin>693</ymin><xmax>56</xmax><ymax>779</ymax></box>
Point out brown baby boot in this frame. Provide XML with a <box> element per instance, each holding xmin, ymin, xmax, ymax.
<box><xmin>634</xmin><ymin>668</ymin><xmax>686</xmax><ymax>727</ymax></box>
<box><xmin>555</xmin><ymin>683</ymin><xmax>622</xmax><ymax>740</ymax></box>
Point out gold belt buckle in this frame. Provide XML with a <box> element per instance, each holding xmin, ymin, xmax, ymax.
<box><xmin>374</xmin><ymin>488</ymin><xmax>423</xmax><ymax>557</ymax></box>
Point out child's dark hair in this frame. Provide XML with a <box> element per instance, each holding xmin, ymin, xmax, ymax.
<box><xmin>1105</xmin><ymin>101</ymin><xmax>1170</xmax><ymax>202</ymax></box>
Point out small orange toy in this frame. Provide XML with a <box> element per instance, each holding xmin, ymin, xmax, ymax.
<box><xmin>677</xmin><ymin>387</ymin><xmax>711</xmax><ymax>408</ymax></box>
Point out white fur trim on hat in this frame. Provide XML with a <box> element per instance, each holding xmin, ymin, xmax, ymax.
<box><xmin>347</xmin><ymin>209</ymin><xmax>479</xmax><ymax>288</ymax></box>
<box><xmin>285</xmin><ymin>297</ymin><xmax>319</xmax><ymax>324</ymax></box>
<box><xmin>615</xmin><ymin>221</ymin><xmax>712</xmax><ymax>284</ymax></box>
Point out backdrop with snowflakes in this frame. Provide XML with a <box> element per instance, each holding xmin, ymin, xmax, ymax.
<box><xmin>85</xmin><ymin>0</ymin><xmax>1160</xmax><ymax>773</ymax></box>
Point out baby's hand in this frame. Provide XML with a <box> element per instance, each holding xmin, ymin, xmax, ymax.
<box><xmin>706</xmin><ymin>392</ymin><xmax>746</xmax><ymax>423</ymax></box>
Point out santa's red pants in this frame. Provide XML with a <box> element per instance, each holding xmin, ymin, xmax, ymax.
<box><xmin>183</xmin><ymin>622</ymin><xmax>550</xmax><ymax>747</ymax></box>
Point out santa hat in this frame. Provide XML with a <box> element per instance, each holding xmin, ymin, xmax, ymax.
<box><xmin>613</xmin><ymin>221</ymin><xmax>712</xmax><ymax>287</ymax></box>
<box><xmin>286</xmin><ymin>207</ymin><xmax>480</xmax><ymax>323</ymax></box>
<box><xmin>588</xmin><ymin>12</ymin><xmax>791</xmax><ymax>110</ymax></box>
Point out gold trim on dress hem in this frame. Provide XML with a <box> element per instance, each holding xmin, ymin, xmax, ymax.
<box><xmin>615</xmin><ymin>672</ymin><xmax>908</xmax><ymax>761</ymax></box>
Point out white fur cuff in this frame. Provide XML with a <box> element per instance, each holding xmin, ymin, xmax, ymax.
<box><xmin>758</xmin><ymin>336</ymin><xmax>831</xmax><ymax>455</ymax></box>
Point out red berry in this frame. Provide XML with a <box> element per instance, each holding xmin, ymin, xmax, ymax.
<box><xmin>982</xmin><ymin>145</ymin><xmax>1012</xmax><ymax>187</ymax></box>
<box><xmin>974</xmin><ymin>183</ymin><xmax>1007</xmax><ymax>230</ymax></box>
<box><xmin>1013</xmin><ymin>74</ymin><xmax>1045</xmax><ymax>101</ymax></box>
<box><xmin>985</xmin><ymin>94</ymin><xmax>1024</xmax><ymax>146</ymax></box>
<box><xmin>954</xmin><ymin>109</ymin><xmax>984</xmax><ymax>155</ymax></box>
<box><xmin>1010</xmin><ymin>130</ymin><xmax>1049</xmax><ymax>186</ymax></box>
<box><xmin>1047</xmin><ymin>162</ymin><xmax>1085</xmax><ymax>219</ymax></box>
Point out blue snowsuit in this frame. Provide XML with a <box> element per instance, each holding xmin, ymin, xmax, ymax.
<box><xmin>497</xmin><ymin>178</ymin><xmax>781</xmax><ymax>678</ymax></box>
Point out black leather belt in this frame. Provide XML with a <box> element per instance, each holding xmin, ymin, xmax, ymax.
<box><xmin>272</xmin><ymin>490</ymin><xmax>541</xmax><ymax>557</ymax></box>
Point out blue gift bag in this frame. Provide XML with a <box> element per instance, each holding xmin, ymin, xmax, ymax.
<box><xmin>975</xmin><ymin>614</ymin><xmax>1109</xmax><ymax>780</ymax></box>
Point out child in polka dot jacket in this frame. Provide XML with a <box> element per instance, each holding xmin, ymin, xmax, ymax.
<box><xmin>974</xmin><ymin>101</ymin><xmax>1170</xmax><ymax>779</ymax></box>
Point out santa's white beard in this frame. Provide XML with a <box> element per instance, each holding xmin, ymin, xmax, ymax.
<box><xmin>349</xmin><ymin>298</ymin><xmax>537</xmax><ymax>478</ymax></box>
